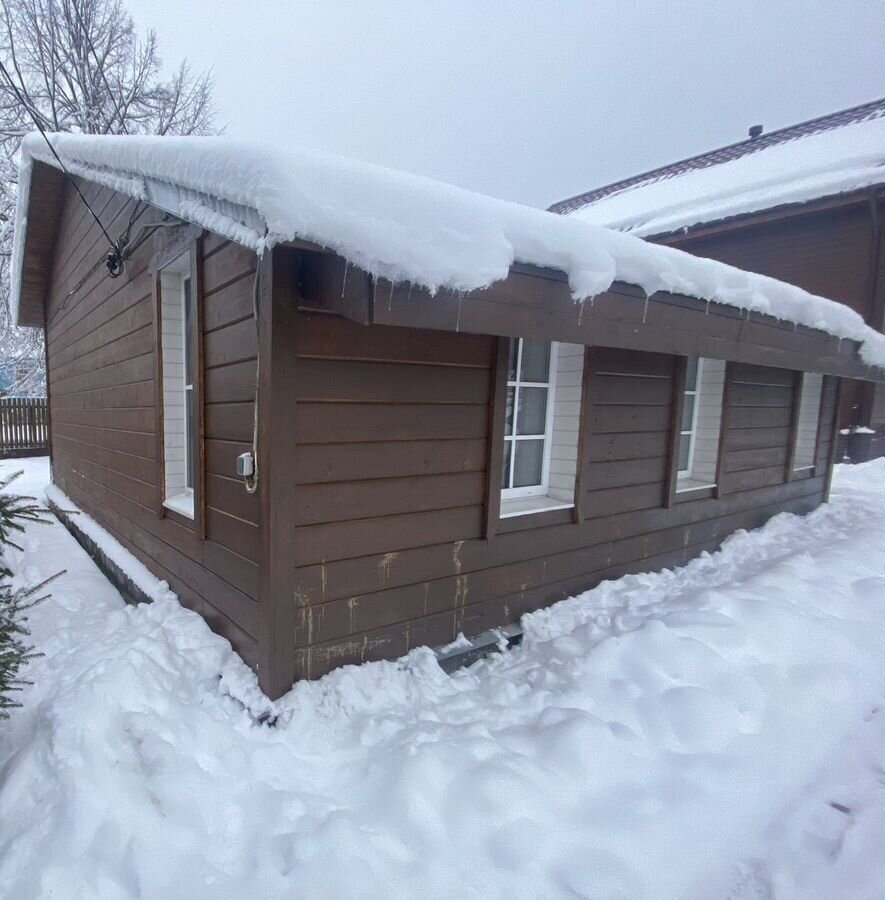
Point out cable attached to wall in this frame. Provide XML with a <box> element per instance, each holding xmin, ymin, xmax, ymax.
<box><xmin>243</xmin><ymin>257</ymin><xmax>262</xmax><ymax>494</ymax></box>
<box><xmin>0</xmin><ymin>59</ymin><xmax>123</xmax><ymax>276</ymax></box>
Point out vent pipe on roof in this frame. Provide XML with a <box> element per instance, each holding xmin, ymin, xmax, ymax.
<box><xmin>748</xmin><ymin>124</ymin><xmax>764</xmax><ymax>139</ymax></box>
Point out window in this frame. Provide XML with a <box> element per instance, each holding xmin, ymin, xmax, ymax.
<box><xmin>160</xmin><ymin>252</ymin><xmax>196</xmax><ymax>518</ymax></box>
<box><xmin>793</xmin><ymin>373</ymin><xmax>823</xmax><ymax>471</ymax></box>
<box><xmin>676</xmin><ymin>357</ymin><xmax>725</xmax><ymax>493</ymax></box>
<box><xmin>500</xmin><ymin>339</ymin><xmax>585</xmax><ymax>518</ymax></box>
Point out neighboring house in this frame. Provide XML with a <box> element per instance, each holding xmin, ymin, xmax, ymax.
<box><xmin>11</xmin><ymin>134</ymin><xmax>885</xmax><ymax>699</ymax></box>
<box><xmin>550</xmin><ymin>98</ymin><xmax>885</xmax><ymax>460</ymax></box>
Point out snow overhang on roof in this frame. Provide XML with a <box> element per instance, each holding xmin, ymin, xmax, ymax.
<box><xmin>11</xmin><ymin>131</ymin><xmax>885</xmax><ymax>370</ymax></box>
<box><xmin>552</xmin><ymin>99</ymin><xmax>885</xmax><ymax>239</ymax></box>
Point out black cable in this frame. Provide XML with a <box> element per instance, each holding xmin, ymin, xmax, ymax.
<box><xmin>0</xmin><ymin>57</ymin><xmax>122</xmax><ymax>268</ymax></box>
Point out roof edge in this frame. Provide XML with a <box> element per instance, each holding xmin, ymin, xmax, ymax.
<box><xmin>549</xmin><ymin>96</ymin><xmax>885</xmax><ymax>216</ymax></box>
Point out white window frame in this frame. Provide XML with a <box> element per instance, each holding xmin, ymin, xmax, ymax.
<box><xmin>676</xmin><ymin>356</ymin><xmax>725</xmax><ymax>494</ymax></box>
<box><xmin>181</xmin><ymin>274</ymin><xmax>194</xmax><ymax>495</ymax></box>
<box><xmin>678</xmin><ymin>357</ymin><xmax>702</xmax><ymax>477</ymax></box>
<box><xmin>160</xmin><ymin>253</ymin><xmax>195</xmax><ymax>520</ymax></box>
<box><xmin>501</xmin><ymin>339</ymin><xmax>559</xmax><ymax>501</ymax></box>
<box><xmin>792</xmin><ymin>373</ymin><xmax>823</xmax><ymax>473</ymax></box>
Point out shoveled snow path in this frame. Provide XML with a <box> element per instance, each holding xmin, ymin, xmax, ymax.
<box><xmin>0</xmin><ymin>458</ymin><xmax>882</xmax><ymax>900</ymax></box>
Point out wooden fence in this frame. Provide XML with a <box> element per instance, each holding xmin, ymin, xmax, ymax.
<box><xmin>0</xmin><ymin>397</ymin><xmax>49</xmax><ymax>457</ymax></box>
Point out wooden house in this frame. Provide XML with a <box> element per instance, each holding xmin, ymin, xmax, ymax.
<box><xmin>11</xmin><ymin>134</ymin><xmax>885</xmax><ymax>699</ymax></box>
<box><xmin>550</xmin><ymin>98</ymin><xmax>885</xmax><ymax>460</ymax></box>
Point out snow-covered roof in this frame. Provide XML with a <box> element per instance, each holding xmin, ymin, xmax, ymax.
<box><xmin>551</xmin><ymin>98</ymin><xmax>885</xmax><ymax>237</ymax></box>
<box><xmin>11</xmin><ymin>131</ymin><xmax>885</xmax><ymax>368</ymax></box>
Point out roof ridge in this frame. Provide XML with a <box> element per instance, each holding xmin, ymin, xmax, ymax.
<box><xmin>549</xmin><ymin>97</ymin><xmax>885</xmax><ymax>215</ymax></box>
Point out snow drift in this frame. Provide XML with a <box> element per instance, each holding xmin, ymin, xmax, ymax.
<box><xmin>0</xmin><ymin>458</ymin><xmax>882</xmax><ymax>900</ymax></box>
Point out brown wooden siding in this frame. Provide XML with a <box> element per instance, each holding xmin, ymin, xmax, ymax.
<box><xmin>45</xmin><ymin>179</ymin><xmax>261</xmax><ymax>667</ymax></box>
<box><xmin>675</xmin><ymin>207</ymin><xmax>873</xmax><ymax>316</ymax></box>
<box><xmin>289</xmin><ymin>313</ymin><xmax>839</xmax><ymax>681</ymax></box>
<box><xmin>670</xmin><ymin>203</ymin><xmax>879</xmax><ymax>431</ymax></box>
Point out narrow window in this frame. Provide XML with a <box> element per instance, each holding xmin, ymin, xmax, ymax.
<box><xmin>160</xmin><ymin>252</ymin><xmax>196</xmax><ymax>518</ymax></box>
<box><xmin>500</xmin><ymin>339</ymin><xmax>584</xmax><ymax>518</ymax></box>
<box><xmin>793</xmin><ymin>373</ymin><xmax>823</xmax><ymax>471</ymax></box>
<box><xmin>676</xmin><ymin>356</ymin><xmax>726</xmax><ymax>493</ymax></box>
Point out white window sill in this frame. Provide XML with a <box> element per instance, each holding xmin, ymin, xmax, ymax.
<box><xmin>500</xmin><ymin>495</ymin><xmax>574</xmax><ymax>519</ymax></box>
<box><xmin>676</xmin><ymin>477</ymin><xmax>717</xmax><ymax>494</ymax></box>
<box><xmin>163</xmin><ymin>491</ymin><xmax>194</xmax><ymax>519</ymax></box>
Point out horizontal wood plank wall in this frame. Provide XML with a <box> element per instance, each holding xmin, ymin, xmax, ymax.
<box><xmin>290</xmin><ymin>315</ymin><xmax>836</xmax><ymax>681</ymax></box>
<box><xmin>44</xmin><ymin>179</ymin><xmax>261</xmax><ymax>668</ymax></box>
<box><xmin>672</xmin><ymin>206</ymin><xmax>873</xmax><ymax>430</ymax></box>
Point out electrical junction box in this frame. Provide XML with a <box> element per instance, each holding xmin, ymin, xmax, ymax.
<box><xmin>236</xmin><ymin>452</ymin><xmax>254</xmax><ymax>478</ymax></box>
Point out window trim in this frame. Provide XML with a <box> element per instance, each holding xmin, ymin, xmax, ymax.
<box><xmin>151</xmin><ymin>228</ymin><xmax>205</xmax><ymax>537</ymax></box>
<box><xmin>666</xmin><ymin>355</ymin><xmax>728</xmax><ymax>506</ymax></box>
<box><xmin>485</xmin><ymin>338</ymin><xmax>589</xmax><ymax>534</ymax></box>
<box><xmin>677</xmin><ymin>357</ymin><xmax>702</xmax><ymax>478</ymax></box>
<box><xmin>500</xmin><ymin>339</ymin><xmax>560</xmax><ymax>501</ymax></box>
<box><xmin>786</xmin><ymin>370</ymin><xmax>826</xmax><ymax>480</ymax></box>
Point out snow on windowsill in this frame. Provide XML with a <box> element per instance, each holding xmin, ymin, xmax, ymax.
<box><xmin>676</xmin><ymin>477</ymin><xmax>717</xmax><ymax>494</ymax></box>
<box><xmin>500</xmin><ymin>496</ymin><xmax>574</xmax><ymax>519</ymax></box>
<box><xmin>163</xmin><ymin>491</ymin><xmax>194</xmax><ymax>519</ymax></box>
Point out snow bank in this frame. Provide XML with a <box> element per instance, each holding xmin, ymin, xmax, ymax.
<box><xmin>12</xmin><ymin>132</ymin><xmax>885</xmax><ymax>368</ymax></box>
<box><xmin>0</xmin><ymin>458</ymin><xmax>883</xmax><ymax>899</ymax></box>
<box><xmin>565</xmin><ymin>113</ymin><xmax>885</xmax><ymax>239</ymax></box>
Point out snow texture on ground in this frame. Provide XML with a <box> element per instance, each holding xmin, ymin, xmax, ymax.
<box><xmin>566</xmin><ymin>113</ymin><xmax>885</xmax><ymax>239</ymax></box>
<box><xmin>0</xmin><ymin>456</ymin><xmax>882</xmax><ymax>900</ymax></box>
<box><xmin>12</xmin><ymin>133</ymin><xmax>885</xmax><ymax>368</ymax></box>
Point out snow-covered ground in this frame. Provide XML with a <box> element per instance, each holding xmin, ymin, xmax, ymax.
<box><xmin>0</xmin><ymin>456</ymin><xmax>882</xmax><ymax>900</ymax></box>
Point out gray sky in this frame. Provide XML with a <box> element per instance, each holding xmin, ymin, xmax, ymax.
<box><xmin>127</xmin><ymin>0</ymin><xmax>884</xmax><ymax>209</ymax></box>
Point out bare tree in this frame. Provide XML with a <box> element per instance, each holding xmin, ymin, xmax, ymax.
<box><xmin>0</xmin><ymin>0</ymin><xmax>216</xmax><ymax>396</ymax></box>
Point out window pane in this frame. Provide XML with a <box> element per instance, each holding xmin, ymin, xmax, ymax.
<box><xmin>501</xmin><ymin>441</ymin><xmax>512</xmax><ymax>489</ymax></box>
<box><xmin>678</xmin><ymin>433</ymin><xmax>691</xmax><ymax>472</ymax></box>
<box><xmin>517</xmin><ymin>387</ymin><xmax>548</xmax><ymax>435</ymax></box>
<box><xmin>508</xmin><ymin>339</ymin><xmax>519</xmax><ymax>382</ymax></box>
<box><xmin>513</xmin><ymin>440</ymin><xmax>544</xmax><ymax>487</ymax></box>
<box><xmin>183</xmin><ymin>276</ymin><xmax>194</xmax><ymax>387</ymax></box>
<box><xmin>185</xmin><ymin>387</ymin><xmax>194</xmax><ymax>490</ymax></box>
<box><xmin>685</xmin><ymin>357</ymin><xmax>698</xmax><ymax>391</ymax></box>
<box><xmin>520</xmin><ymin>341</ymin><xmax>551</xmax><ymax>383</ymax></box>
<box><xmin>680</xmin><ymin>394</ymin><xmax>695</xmax><ymax>432</ymax></box>
<box><xmin>505</xmin><ymin>386</ymin><xmax>515</xmax><ymax>434</ymax></box>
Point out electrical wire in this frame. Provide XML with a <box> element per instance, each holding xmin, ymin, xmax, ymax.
<box><xmin>0</xmin><ymin>57</ymin><xmax>122</xmax><ymax>273</ymax></box>
<box><xmin>58</xmin><ymin>212</ymin><xmax>179</xmax><ymax>313</ymax></box>
<box><xmin>243</xmin><ymin>259</ymin><xmax>261</xmax><ymax>494</ymax></box>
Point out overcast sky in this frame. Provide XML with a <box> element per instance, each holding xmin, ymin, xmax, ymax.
<box><xmin>127</xmin><ymin>0</ymin><xmax>884</xmax><ymax>209</ymax></box>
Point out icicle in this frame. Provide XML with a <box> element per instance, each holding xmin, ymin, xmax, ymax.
<box><xmin>455</xmin><ymin>294</ymin><xmax>463</xmax><ymax>332</ymax></box>
<box><xmin>388</xmin><ymin>281</ymin><xmax>395</xmax><ymax>312</ymax></box>
<box><xmin>642</xmin><ymin>295</ymin><xmax>649</xmax><ymax>325</ymax></box>
<box><xmin>340</xmin><ymin>262</ymin><xmax>349</xmax><ymax>299</ymax></box>
<box><xmin>705</xmin><ymin>300</ymin><xmax>710</xmax><ymax>316</ymax></box>
<box><xmin>406</xmin><ymin>284</ymin><xmax>413</xmax><ymax>302</ymax></box>
<box><xmin>577</xmin><ymin>298</ymin><xmax>585</xmax><ymax>326</ymax></box>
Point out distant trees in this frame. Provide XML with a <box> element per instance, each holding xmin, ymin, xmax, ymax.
<box><xmin>0</xmin><ymin>0</ymin><xmax>217</xmax><ymax>396</ymax></box>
